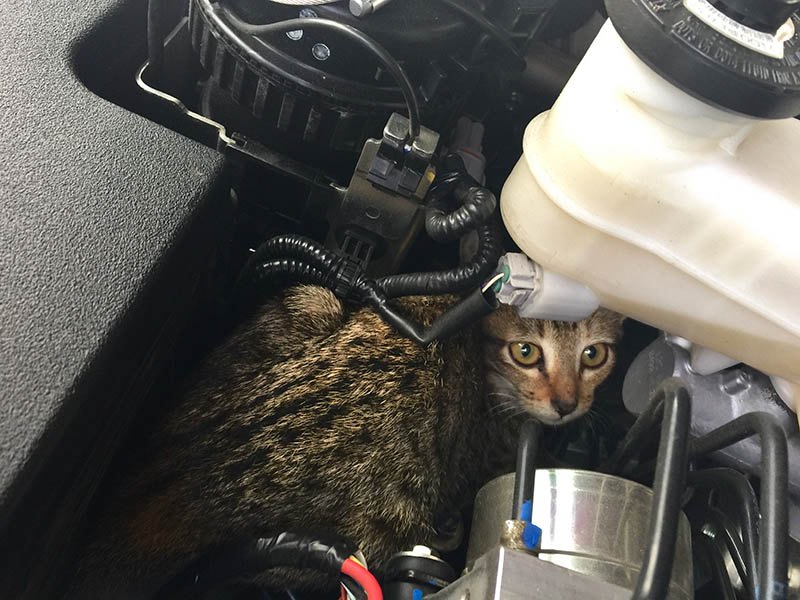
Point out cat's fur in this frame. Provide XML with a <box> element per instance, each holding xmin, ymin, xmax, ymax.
<box><xmin>69</xmin><ymin>285</ymin><xmax>624</xmax><ymax>598</ymax></box>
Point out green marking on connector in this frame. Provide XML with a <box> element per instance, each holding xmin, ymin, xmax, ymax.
<box><xmin>492</xmin><ymin>265</ymin><xmax>510</xmax><ymax>293</ymax></box>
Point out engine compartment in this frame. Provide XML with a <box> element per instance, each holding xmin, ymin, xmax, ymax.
<box><xmin>1</xmin><ymin>0</ymin><xmax>799</xmax><ymax>598</ymax></box>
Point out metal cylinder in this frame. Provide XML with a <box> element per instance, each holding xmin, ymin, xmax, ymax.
<box><xmin>466</xmin><ymin>470</ymin><xmax>693</xmax><ymax>600</ymax></box>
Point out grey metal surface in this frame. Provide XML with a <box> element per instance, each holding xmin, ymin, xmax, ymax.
<box><xmin>467</xmin><ymin>470</ymin><xmax>693</xmax><ymax>600</ymax></box>
<box><xmin>0</xmin><ymin>0</ymin><xmax>228</xmax><ymax>595</ymax></box>
<box><xmin>430</xmin><ymin>546</ymin><xmax>633</xmax><ymax>600</ymax></box>
<box><xmin>622</xmin><ymin>334</ymin><xmax>800</xmax><ymax>500</ymax></box>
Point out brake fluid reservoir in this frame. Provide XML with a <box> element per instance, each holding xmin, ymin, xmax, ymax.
<box><xmin>501</xmin><ymin>0</ymin><xmax>800</xmax><ymax>393</ymax></box>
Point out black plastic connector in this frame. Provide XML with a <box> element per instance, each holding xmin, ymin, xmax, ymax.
<box><xmin>367</xmin><ymin>113</ymin><xmax>439</xmax><ymax>198</ymax></box>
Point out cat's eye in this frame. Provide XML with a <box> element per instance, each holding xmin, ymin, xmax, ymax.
<box><xmin>581</xmin><ymin>344</ymin><xmax>609</xmax><ymax>368</ymax></box>
<box><xmin>510</xmin><ymin>342</ymin><xmax>542</xmax><ymax>366</ymax></box>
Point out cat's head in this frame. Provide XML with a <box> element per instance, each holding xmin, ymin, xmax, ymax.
<box><xmin>482</xmin><ymin>306</ymin><xmax>625</xmax><ymax>426</ymax></box>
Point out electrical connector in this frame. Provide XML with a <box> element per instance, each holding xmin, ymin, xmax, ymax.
<box><xmin>493</xmin><ymin>253</ymin><xmax>599</xmax><ymax>322</ymax></box>
<box><xmin>367</xmin><ymin>112</ymin><xmax>439</xmax><ymax>198</ymax></box>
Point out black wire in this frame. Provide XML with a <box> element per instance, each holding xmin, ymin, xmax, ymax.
<box><xmin>217</xmin><ymin>8</ymin><xmax>422</xmax><ymax>141</ymax></box>
<box><xmin>630</xmin><ymin>378</ymin><xmax>692</xmax><ymax>600</ymax></box>
<box><xmin>154</xmin><ymin>531</ymin><xmax>357</xmax><ymax>599</ymax></box>
<box><xmin>511</xmin><ymin>420</ymin><xmax>542</xmax><ymax>520</ymax></box>
<box><xmin>436</xmin><ymin>0</ymin><xmax>526</xmax><ymax>70</ymax></box>
<box><xmin>358</xmin><ymin>281</ymin><xmax>497</xmax><ymax>345</ymax></box>
<box><xmin>146</xmin><ymin>0</ymin><xmax>165</xmax><ymax>84</ymax></box>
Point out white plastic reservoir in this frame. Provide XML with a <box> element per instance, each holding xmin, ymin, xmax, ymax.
<box><xmin>501</xmin><ymin>21</ymin><xmax>800</xmax><ymax>404</ymax></box>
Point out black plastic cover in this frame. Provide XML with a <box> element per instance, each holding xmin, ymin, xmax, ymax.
<box><xmin>0</xmin><ymin>0</ymin><xmax>229</xmax><ymax>597</ymax></box>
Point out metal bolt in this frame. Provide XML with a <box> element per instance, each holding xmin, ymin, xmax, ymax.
<box><xmin>349</xmin><ymin>0</ymin><xmax>373</xmax><ymax>16</ymax></box>
<box><xmin>287</xmin><ymin>8</ymin><xmax>318</xmax><ymax>40</ymax></box>
<box><xmin>312</xmin><ymin>43</ymin><xmax>331</xmax><ymax>61</ymax></box>
<box><xmin>350</xmin><ymin>0</ymin><xmax>395</xmax><ymax>17</ymax></box>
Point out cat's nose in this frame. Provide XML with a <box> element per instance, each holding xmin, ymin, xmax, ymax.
<box><xmin>552</xmin><ymin>397</ymin><xmax>578</xmax><ymax>417</ymax></box>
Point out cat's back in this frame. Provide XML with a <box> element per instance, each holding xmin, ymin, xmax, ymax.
<box><xmin>71</xmin><ymin>286</ymin><xmax>486</xmax><ymax>597</ymax></box>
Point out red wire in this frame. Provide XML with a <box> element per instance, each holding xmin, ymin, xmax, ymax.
<box><xmin>341</xmin><ymin>558</ymin><xmax>383</xmax><ymax>600</ymax></box>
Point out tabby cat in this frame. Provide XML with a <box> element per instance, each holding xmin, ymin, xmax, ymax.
<box><xmin>69</xmin><ymin>285</ymin><xmax>624</xmax><ymax>598</ymax></box>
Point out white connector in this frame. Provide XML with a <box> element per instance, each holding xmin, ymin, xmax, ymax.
<box><xmin>493</xmin><ymin>253</ymin><xmax>600</xmax><ymax>322</ymax></box>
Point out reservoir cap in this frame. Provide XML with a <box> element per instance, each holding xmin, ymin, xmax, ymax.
<box><xmin>605</xmin><ymin>0</ymin><xmax>800</xmax><ymax>118</ymax></box>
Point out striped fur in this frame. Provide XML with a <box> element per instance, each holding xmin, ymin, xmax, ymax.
<box><xmin>69</xmin><ymin>286</ymin><xmax>623</xmax><ymax>597</ymax></box>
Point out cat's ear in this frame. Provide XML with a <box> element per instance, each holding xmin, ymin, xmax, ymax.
<box><xmin>595</xmin><ymin>308</ymin><xmax>627</xmax><ymax>334</ymax></box>
<box><xmin>481</xmin><ymin>304</ymin><xmax>520</xmax><ymax>336</ymax></box>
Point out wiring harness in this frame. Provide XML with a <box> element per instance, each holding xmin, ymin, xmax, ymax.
<box><xmin>235</xmin><ymin>155</ymin><xmax>502</xmax><ymax>345</ymax></box>
<box><xmin>154</xmin><ymin>531</ymin><xmax>382</xmax><ymax>599</ymax></box>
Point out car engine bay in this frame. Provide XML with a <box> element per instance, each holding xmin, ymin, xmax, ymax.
<box><xmin>0</xmin><ymin>0</ymin><xmax>799</xmax><ymax>598</ymax></box>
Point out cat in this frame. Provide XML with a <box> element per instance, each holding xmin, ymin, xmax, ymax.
<box><xmin>68</xmin><ymin>285</ymin><xmax>624</xmax><ymax>598</ymax></box>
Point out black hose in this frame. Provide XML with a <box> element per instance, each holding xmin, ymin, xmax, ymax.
<box><xmin>146</xmin><ymin>0</ymin><xmax>164</xmax><ymax>84</ymax></box>
<box><xmin>687</xmin><ymin>412</ymin><xmax>789</xmax><ymax>600</ymax></box>
<box><xmin>218</xmin><ymin>9</ymin><xmax>421</xmax><ymax>141</ymax></box>
<box><xmin>631</xmin><ymin>378</ymin><xmax>691</xmax><ymax>600</ymax></box>
<box><xmin>376</xmin><ymin>221</ymin><xmax>503</xmax><ymax>297</ymax></box>
<box><xmin>245</xmin><ymin>234</ymin><xmax>342</xmax><ymax>273</ymax></box>
<box><xmin>511</xmin><ymin>420</ymin><xmax>542</xmax><ymax>520</ymax></box>
<box><xmin>435</xmin><ymin>0</ymin><xmax>526</xmax><ymax>69</ymax></box>
<box><xmin>688</xmin><ymin>468</ymin><xmax>759</xmax><ymax>600</ymax></box>
<box><xmin>425</xmin><ymin>183</ymin><xmax>497</xmax><ymax>243</ymax></box>
<box><xmin>154</xmin><ymin>531</ymin><xmax>357</xmax><ymax>599</ymax></box>
<box><xmin>605</xmin><ymin>390</ymin><xmax>666</xmax><ymax>475</ymax></box>
<box><xmin>235</xmin><ymin>257</ymin><xmax>329</xmax><ymax>309</ymax></box>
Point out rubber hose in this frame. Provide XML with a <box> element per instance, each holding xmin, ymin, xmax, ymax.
<box><xmin>605</xmin><ymin>392</ymin><xmax>666</xmax><ymax>475</ymax></box>
<box><xmin>376</xmin><ymin>221</ymin><xmax>503</xmax><ymax>297</ymax></box>
<box><xmin>631</xmin><ymin>378</ymin><xmax>692</xmax><ymax>600</ymax></box>
<box><xmin>236</xmin><ymin>258</ymin><xmax>329</xmax><ymax>309</ymax></box>
<box><xmin>425</xmin><ymin>184</ymin><xmax>497</xmax><ymax>243</ymax></box>
<box><xmin>247</xmin><ymin>234</ymin><xmax>342</xmax><ymax>273</ymax></box>
<box><xmin>511</xmin><ymin>420</ymin><xmax>543</xmax><ymax>520</ymax></box>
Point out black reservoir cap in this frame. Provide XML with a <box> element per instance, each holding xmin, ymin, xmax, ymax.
<box><xmin>605</xmin><ymin>0</ymin><xmax>800</xmax><ymax>119</ymax></box>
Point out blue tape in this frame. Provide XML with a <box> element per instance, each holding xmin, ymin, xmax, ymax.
<box><xmin>412</xmin><ymin>589</ymin><xmax>423</xmax><ymax>600</ymax></box>
<box><xmin>523</xmin><ymin>523</ymin><xmax>542</xmax><ymax>550</ymax></box>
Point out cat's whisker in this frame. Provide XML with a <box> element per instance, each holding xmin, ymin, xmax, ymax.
<box><xmin>486</xmin><ymin>392</ymin><xmax>518</xmax><ymax>401</ymax></box>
